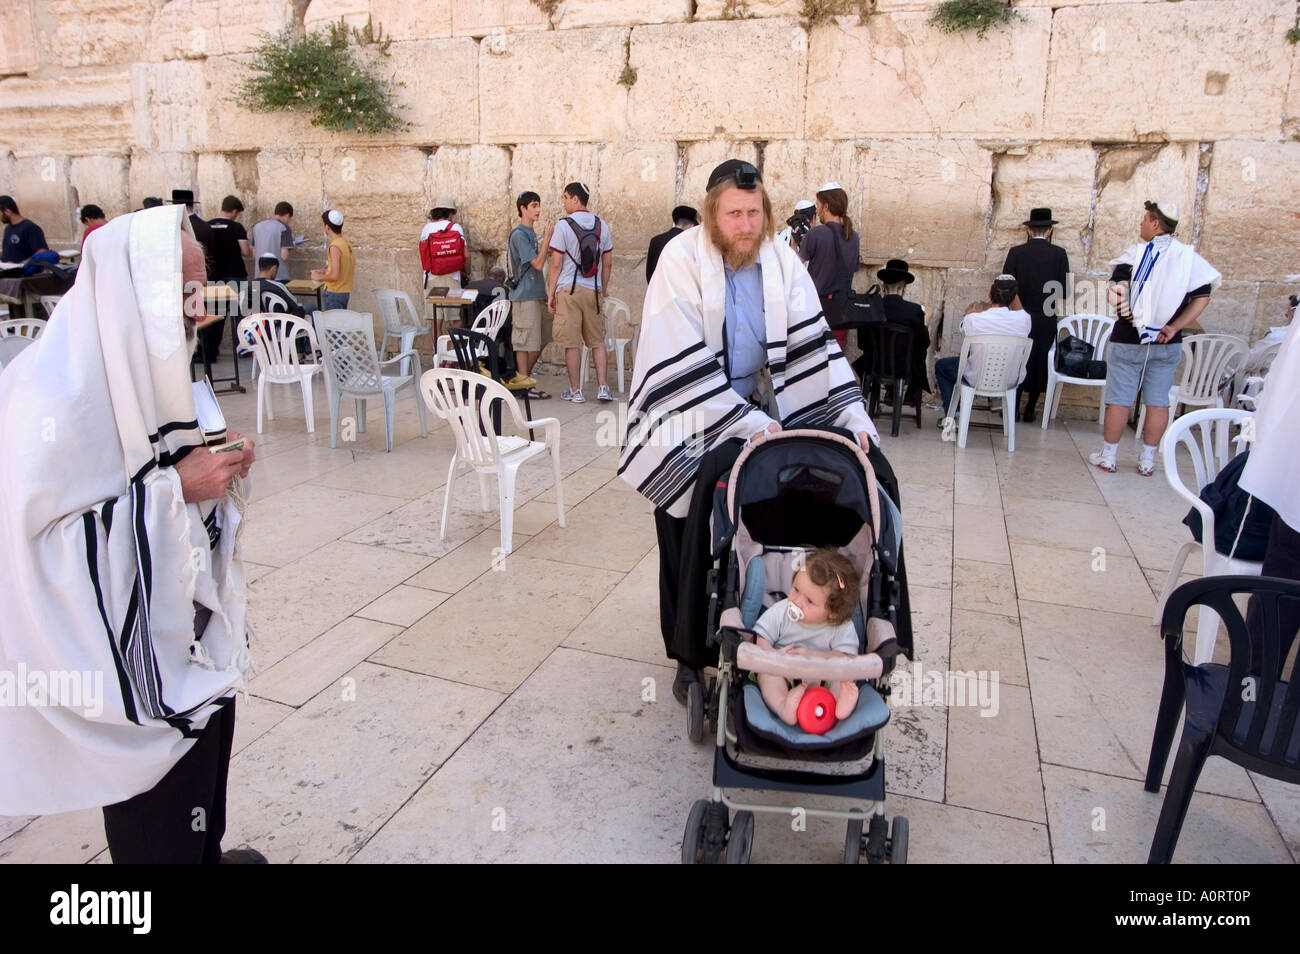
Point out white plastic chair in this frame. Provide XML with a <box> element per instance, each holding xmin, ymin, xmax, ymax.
<box><xmin>1041</xmin><ymin>314</ymin><xmax>1115</xmax><ymax>430</ymax></box>
<box><xmin>420</xmin><ymin>367</ymin><xmax>564</xmax><ymax>555</ymax></box>
<box><xmin>1235</xmin><ymin>340</ymin><xmax>1281</xmax><ymax>411</ymax></box>
<box><xmin>38</xmin><ymin>295</ymin><xmax>62</xmax><ymax>319</ymax></box>
<box><xmin>1151</xmin><ymin>408</ymin><xmax>1262</xmax><ymax>665</ymax></box>
<box><xmin>237</xmin><ymin>314</ymin><xmax>321</xmax><ymax>435</ymax></box>
<box><xmin>314</xmin><ymin>309</ymin><xmax>427</xmax><ymax>452</ymax></box>
<box><xmin>943</xmin><ymin>333</ymin><xmax>1032</xmax><ymax>452</ymax></box>
<box><xmin>375</xmin><ymin>289</ymin><xmax>433</xmax><ymax>375</ymax></box>
<box><xmin>1135</xmin><ymin>334</ymin><xmax>1249</xmax><ymax>445</ymax></box>
<box><xmin>579</xmin><ymin>296</ymin><xmax>635</xmax><ymax>394</ymax></box>
<box><xmin>0</xmin><ymin>318</ymin><xmax>46</xmax><ymax>369</ymax></box>
<box><xmin>433</xmin><ymin>299</ymin><xmax>511</xmax><ymax>370</ymax></box>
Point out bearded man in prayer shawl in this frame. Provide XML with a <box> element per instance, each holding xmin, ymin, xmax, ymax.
<box><xmin>0</xmin><ymin>205</ymin><xmax>265</xmax><ymax>863</ymax></box>
<box><xmin>619</xmin><ymin>159</ymin><xmax>881</xmax><ymax>703</ymax></box>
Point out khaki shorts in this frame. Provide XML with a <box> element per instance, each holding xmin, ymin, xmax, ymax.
<box><xmin>553</xmin><ymin>286</ymin><xmax>603</xmax><ymax>348</ymax></box>
<box><xmin>511</xmin><ymin>299</ymin><xmax>543</xmax><ymax>352</ymax></box>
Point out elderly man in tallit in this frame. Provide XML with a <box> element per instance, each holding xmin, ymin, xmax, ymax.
<box><xmin>619</xmin><ymin>159</ymin><xmax>879</xmax><ymax>705</ymax></box>
<box><xmin>0</xmin><ymin>205</ymin><xmax>263</xmax><ymax>863</ymax></box>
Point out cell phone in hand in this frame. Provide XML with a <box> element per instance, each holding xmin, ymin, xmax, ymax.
<box><xmin>209</xmin><ymin>438</ymin><xmax>246</xmax><ymax>455</ymax></box>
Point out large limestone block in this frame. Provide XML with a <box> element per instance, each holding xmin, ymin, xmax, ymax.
<box><xmin>555</xmin><ymin>0</ymin><xmax>691</xmax><ymax>29</ymax></box>
<box><xmin>424</xmin><ymin>144</ymin><xmax>513</xmax><ymax>251</ymax></box>
<box><xmin>595</xmin><ymin>141</ymin><xmax>677</xmax><ymax>252</ymax></box>
<box><xmin>149</xmin><ymin>0</ymin><xmax>292</xmax><ymax>61</ymax></box>
<box><xmin>202</xmin><ymin>54</ymin><xmax>330</xmax><ymax>151</ymax></box>
<box><xmin>679</xmin><ymin>140</ymin><xmax>758</xmax><ymax>208</ymax></box>
<box><xmin>877</xmin><ymin>0</ymin><xmax>1165</xmax><ymax>7</ymax></box>
<box><xmin>255</xmin><ymin>149</ymin><xmax>326</xmax><ymax>235</ymax></box>
<box><xmin>1254</xmin><ymin>285</ymin><xmax>1295</xmax><ymax>343</ymax></box>
<box><xmin>0</xmin><ymin>73</ymin><xmax>133</xmax><ymax>155</ymax></box>
<box><xmin>0</xmin><ymin>0</ymin><xmax>38</xmax><ymax>75</ymax></box>
<box><xmin>128</xmin><ymin>150</ymin><xmax>198</xmax><ymax>210</ymax></box>
<box><xmin>69</xmin><ymin>155</ymin><xmax>129</xmax><ymax>218</ymax></box>
<box><xmin>630</xmin><ymin>19</ymin><xmax>806</xmax><ymax>139</ymax></box>
<box><xmin>940</xmin><ymin>268</ymin><xmax>999</xmax><ymax>352</ymax></box>
<box><xmin>1193</xmin><ymin>282</ymin><xmax>1257</xmax><ymax>340</ymax></box>
<box><xmin>132</xmin><ymin>61</ymin><xmax>208</xmax><ymax>153</ymax></box>
<box><xmin>1087</xmin><ymin>143</ymin><xmax>1198</xmax><ymax>275</ymax></box>
<box><xmin>304</xmin><ymin>0</ymin><xmax>372</xmax><ymax>30</ymax></box>
<box><xmin>986</xmin><ymin>143</ymin><xmax>1094</xmax><ymax>271</ymax></box>
<box><xmin>12</xmin><ymin>156</ymin><xmax>76</xmax><ymax>245</ymax></box>
<box><xmin>41</xmin><ymin>0</ymin><xmax>150</xmax><ymax>68</ymax></box>
<box><xmin>195</xmin><ymin>153</ymin><xmax>252</xmax><ymax>217</ymax></box>
<box><xmin>805</xmin><ymin>11</ymin><xmax>1051</xmax><ymax>139</ymax></box>
<box><xmin>383</xmin><ymin>38</ymin><xmax>479</xmax><ymax>144</ymax></box>
<box><xmin>861</xmin><ymin>140</ymin><xmax>992</xmax><ymax>268</ymax></box>
<box><xmin>1199</xmin><ymin>141</ymin><xmax>1300</xmax><ymax>282</ymax></box>
<box><xmin>761</xmin><ymin>139</ymin><xmax>862</xmax><ymax>236</ymax></box>
<box><xmin>1045</xmin><ymin>0</ymin><xmax>1293</xmax><ymax>140</ymax></box>
<box><xmin>323</xmin><ymin>147</ymin><xmax>429</xmax><ymax>249</ymax></box>
<box><xmin>452</xmin><ymin>0</ymin><xmax>549</xmax><ymax>36</ymax></box>
<box><xmin>479</xmin><ymin>28</ymin><xmax>627</xmax><ymax>142</ymax></box>
<box><xmin>371</xmin><ymin>0</ymin><xmax>454</xmax><ymax>39</ymax></box>
<box><xmin>694</xmin><ymin>0</ymin><xmax>801</xmax><ymax>17</ymax></box>
<box><xmin>510</xmin><ymin>142</ymin><xmax>602</xmax><ymax>231</ymax></box>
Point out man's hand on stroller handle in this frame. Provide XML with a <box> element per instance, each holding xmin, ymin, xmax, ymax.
<box><xmin>748</xmin><ymin>422</ymin><xmax>875</xmax><ymax>452</ymax></box>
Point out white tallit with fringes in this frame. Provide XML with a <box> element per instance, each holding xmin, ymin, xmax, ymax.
<box><xmin>1110</xmin><ymin>236</ymin><xmax>1221</xmax><ymax>342</ymax></box>
<box><xmin>0</xmin><ymin>205</ymin><xmax>252</xmax><ymax>815</ymax></box>
<box><xmin>619</xmin><ymin>226</ymin><xmax>875</xmax><ymax>518</ymax></box>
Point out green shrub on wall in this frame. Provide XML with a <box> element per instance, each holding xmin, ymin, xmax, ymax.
<box><xmin>928</xmin><ymin>0</ymin><xmax>1024</xmax><ymax>38</ymax></box>
<box><xmin>239</xmin><ymin>18</ymin><xmax>406</xmax><ymax>135</ymax></box>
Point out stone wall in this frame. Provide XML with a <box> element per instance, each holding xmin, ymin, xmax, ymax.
<box><xmin>1</xmin><ymin>0</ymin><xmax>1297</xmax><ymax>403</ymax></box>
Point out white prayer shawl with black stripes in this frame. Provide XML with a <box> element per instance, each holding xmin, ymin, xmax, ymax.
<box><xmin>619</xmin><ymin>225</ymin><xmax>876</xmax><ymax>518</ymax></box>
<box><xmin>0</xmin><ymin>206</ymin><xmax>252</xmax><ymax>815</ymax></box>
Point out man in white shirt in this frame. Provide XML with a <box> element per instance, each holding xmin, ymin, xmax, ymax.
<box><xmin>546</xmin><ymin>182</ymin><xmax>613</xmax><ymax>403</ymax></box>
<box><xmin>934</xmin><ymin>275</ymin><xmax>1032</xmax><ymax>414</ymax></box>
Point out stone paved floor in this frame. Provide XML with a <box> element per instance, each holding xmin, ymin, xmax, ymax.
<box><xmin>2</xmin><ymin>358</ymin><xmax>1297</xmax><ymax>864</ymax></box>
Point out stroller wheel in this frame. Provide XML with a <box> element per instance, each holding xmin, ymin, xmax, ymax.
<box><xmin>725</xmin><ymin>811</ymin><xmax>754</xmax><ymax>865</ymax></box>
<box><xmin>889</xmin><ymin>816</ymin><xmax>909</xmax><ymax>864</ymax></box>
<box><xmin>865</xmin><ymin>814</ymin><xmax>889</xmax><ymax>864</ymax></box>
<box><xmin>686</xmin><ymin>681</ymin><xmax>705</xmax><ymax>743</ymax></box>
<box><xmin>682</xmin><ymin>799</ymin><xmax>710</xmax><ymax>864</ymax></box>
<box><xmin>843</xmin><ymin>818</ymin><xmax>863</xmax><ymax>865</ymax></box>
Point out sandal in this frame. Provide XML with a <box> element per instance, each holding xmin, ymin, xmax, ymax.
<box><xmin>525</xmin><ymin>387</ymin><xmax>552</xmax><ymax>400</ymax></box>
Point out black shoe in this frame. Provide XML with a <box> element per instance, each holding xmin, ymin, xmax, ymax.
<box><xmin>672</xmin><ymin>663</ymin><xmax>699</xmax><ymax>705</ymax></box>
<box><xmin>220</xmin><ymin>847</ymin><xmax>268</xmax><ymax>864</ymax></box>
<box><xmin>1021</xmin><ymin>407</ymin><xmax>1035</xmax><ymax>424</ymax></box>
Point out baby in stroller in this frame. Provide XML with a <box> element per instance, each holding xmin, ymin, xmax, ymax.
<box><xmin>753</xmin><ymin>548</ymin><xmax>861</xmax><ymax>725</ymax></box>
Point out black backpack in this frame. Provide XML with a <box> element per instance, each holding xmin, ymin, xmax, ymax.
<box><xmin>563</xmin><ymin>215</ymin><xmax>603</xmax><ymax>291</ymax></box>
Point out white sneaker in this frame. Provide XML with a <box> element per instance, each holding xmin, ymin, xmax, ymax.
<box><xmin>1137</xmin><ymin>459</ymin><xmax>1156</xmax><ymax>477</ymax></box>
<box><xmin>596</xmin><ymin>385</ymin><xmax>614</xmax><ymax>402</ymax></box>
<box><xmin>561</xmin><ymin>388</ymin><xmax>585</xmax><ymax>404</ymax></box>
<box><xmin>1089</xmin><ymin>451</ymin><xmax>1117</xmax><ymax>473</ymax></box>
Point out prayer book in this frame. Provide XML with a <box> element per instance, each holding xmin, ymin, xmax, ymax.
<box><xmin>192</xmin><ymin>377</ymin><xmax>227</xmax><ymax>445</ymax></box>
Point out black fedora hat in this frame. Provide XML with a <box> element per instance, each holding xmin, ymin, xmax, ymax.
<box><xmin>877</xmin><ymin>258</ymin><xmax>915</xmax><ymax>285</ymax></box>
<box><xmin>1023</xmin><ymin>207</ymin><xmax>1058</xmax><ymax>226</ymax></box>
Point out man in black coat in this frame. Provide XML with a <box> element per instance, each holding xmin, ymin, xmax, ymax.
<box><xmin>645</xmin><ymin>205</ymin><xmax>698</xmax><ymax>283</ymax></box>
<box><xmin>1002</xmin><ymin>208</ymin><xmax>1070</xmax><ymax>422</ymax></box>
<box><xmin>851</xmin><ymin>259</ymin><xmax>930</xmax><ymax>400</ymax></box>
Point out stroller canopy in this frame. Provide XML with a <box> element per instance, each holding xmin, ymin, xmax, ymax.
<box><xmin>712</xmin><ymin>428</ymin><xmax>880</xmax><ymax>555</ymax></box>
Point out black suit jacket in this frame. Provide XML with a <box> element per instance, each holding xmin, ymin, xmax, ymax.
<box><xmin>883</xmin><ymin>295</ymin><xmax>930</xmax><ymax>386</ymax></box>
<box><xmin>646</xmin><ymin>227</ymin><xmax>683</xmax><ymax>283</ymax></box>
<box><xmin>1002</xmin><ymin>239</ymin><xmax>1069</xmax><ymax>323</ymax></box>
<box><xmin>189</xmin><ymin>213</ymin><xmax>216</xmax><ymax>280</ymax></box>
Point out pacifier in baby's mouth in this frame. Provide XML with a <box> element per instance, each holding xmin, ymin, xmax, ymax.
<box><xmin>786</xmin><ymin>601</ymin><xmax>805</xmax><ymax>623</ymax></box>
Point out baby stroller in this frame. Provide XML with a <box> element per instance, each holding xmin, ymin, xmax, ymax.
<box><xmin>681</xmin><ymin>427</ymin><xmax>910</xmax><ymax>864</ymax></box>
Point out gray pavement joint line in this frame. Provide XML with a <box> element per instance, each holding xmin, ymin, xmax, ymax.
<box><xmin>990</xmin><ymin>426</ymin><xmax>1056</xmax><ymax>860</ymax></box>
<box><xmin>1039</xmin><ymin>758</ymin><xmax>1270</xmax><ymax>809</ymax></box>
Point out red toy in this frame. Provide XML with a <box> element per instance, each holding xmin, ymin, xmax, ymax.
<box><xmin>797</xmin><ymin>686</ymin><xmax>837</xmax><ymax>735</ymax></box>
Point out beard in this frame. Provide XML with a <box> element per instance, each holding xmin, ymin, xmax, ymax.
<box><xmin>719</xmin><ymin>232</ymin><xmax>761</xmax><ymax>270</ymax></box>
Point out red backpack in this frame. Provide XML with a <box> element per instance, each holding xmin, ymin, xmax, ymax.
<box><xmin>421</xmin><ymin>223</ymin><xmax>466</xmax><ymax>276</ymax></box>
